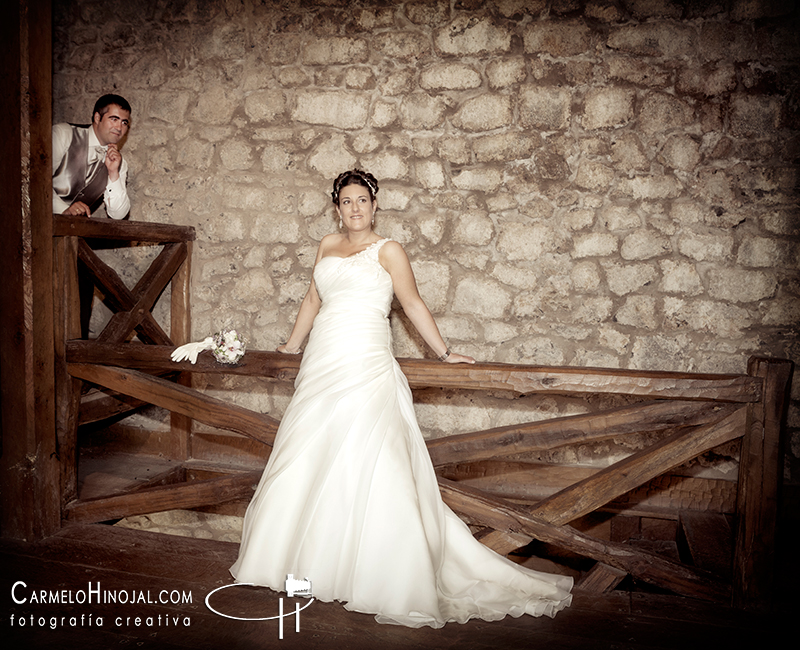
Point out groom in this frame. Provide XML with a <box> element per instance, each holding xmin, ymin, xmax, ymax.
<box><xmin>52</xmin><ymin>93</ymin><xmax>132</xmax><ymax>219</ymax></box>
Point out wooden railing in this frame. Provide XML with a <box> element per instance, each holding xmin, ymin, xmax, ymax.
<box><xmin>53</xmin><ymin>216</ymin><xmax>792</xmax><ymax>612</ymax></box>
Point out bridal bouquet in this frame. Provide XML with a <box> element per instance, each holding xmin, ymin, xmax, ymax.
<box><xmin>171</xmin><ymin>328</ymin><xmax>246</xmax><ymax>365</ymax></box>
<box><xmin>211</xmin><ymin>328</ymin><xmax>246</xmax><ymax>364</ymax></box>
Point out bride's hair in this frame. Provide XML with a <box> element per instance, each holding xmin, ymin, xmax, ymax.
<box><xmin>332</xmin><ymin>169</ymin><xmax>379</xmax><ymax>204</ymax></box>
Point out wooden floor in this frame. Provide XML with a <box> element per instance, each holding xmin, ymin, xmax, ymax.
<box><xmin>1</xmin><ymin>523</ymin><xmax>787</xmax><ymax>650</ymax></box>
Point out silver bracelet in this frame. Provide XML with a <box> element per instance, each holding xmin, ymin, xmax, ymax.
<box><xmin>437</xmin><ymin>348</ymin><xmax>451</xmax><ymax>362</ymax></box>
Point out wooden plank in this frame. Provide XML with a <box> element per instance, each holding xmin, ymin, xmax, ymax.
<box><xmin>170</xmin><ymin>240</ymin><xmax>193</xmax><ymax>461</ymax></box>
<box><xmin>400</xmin><ymin>358</ymin><xmax>762</xmax><ymax>402</ymax></box>
<box><xmin>65</xmin><ymin>471</ymin><xmax>263</xmax><ymax>524</ymax></box>
<box><xmin>96</xmin><ymin>241</ymin><xmax>186</xmax><ymax>344</ymax></box>
<box><xmin>0</xmin><ymin>0</ymin><xmax>60</xmax><ymax>541</ymax></box>
<box><xmin>577</xmin><ymin>563</ymin><xmax>627</xmax><ymax>594</ymax></box>
<box><xmin>529</xmin><ymin>407</ymin><xmax>748</xmax><ymax>526</ymax></box>
<box><xmin>54</xmin><ymin>214</ymin><xmax>196</xmax><ymax>242</ymax></box>
<box><xmin>64</xmin><ymin>341</ymin><xmax>762</xmax><ymax>404</ymax></box>
<box><xmin>427</xmin><ymin>400</ymin><xmax>736</xmax><ymax>466</ymax></box>
<box><xmin>68</xmin><ymin>363</ymin><xmax>278</xmax><ymax>444</ymax></box>
<box><xmin>733</xmin><ymin>356</ymin><xmax>793</xmax><ymax>610</ymax></box>
<box><xmin>53</xmin><ymin>235</ymin><xmax>84</xmax><ymax>506</ymax></box>
<box><xmin>439</xmin><ymin>462</ymin><xmax>738</xmax><ymax>515</ymax></box>
<box><xmin>67</xmin><ymin>340</ymin><xmax>303</xmax><ymax>380</ymax></box>
<box><xmin>438</xmin><ymin>477</ymin><xmax>729</xmax><ymax>601</ymax></box>
<box><xmin>679</xmin><ymin>511</ymin><xmax>732</xmax><ymax>580</ymax></box>
<box><xmin>473</xmin><ymin>528</ymin><xmax>532</xmax><ymax>555</ymax></box>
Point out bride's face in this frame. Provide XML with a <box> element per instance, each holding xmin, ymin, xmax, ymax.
<box><xmin>336</xmin><ymin>183</ymin><xmax>376</xmax><ymax>233</ymax></box>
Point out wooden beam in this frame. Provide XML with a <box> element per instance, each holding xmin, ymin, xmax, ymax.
<box><xmin>427</xmin><ymin>400</ymin><xmax>737</xmax><ymax>466</ymax></box>
<box><xmin>400</xmin><ymin>359</ymin><xmax>761</xmax><ymax>402</ymax></box>
<box><xmin>96</xmin><ymin>242</ymin><xmax>186</xmax><ymax>344</ymax></box>
<box><xmin>679</xmin><ymin>511</ymin><xmax>732</xmax><ymax>580</ymax></box>
<box><xmin>577</xmin><ymin>563</ymin><xmax>628</xmax><ymax>594</ymax></box>
<box><xmin>438</xmin><ymin>478</ymin><xmax>729</xmax><ymax>602</ymax></box>
<box><xmin>54</xmin><ymin>214</ymin><xmax>195</xmax><ymax>242</ymax></box>
<box><xmin>68</xmin><ymin>364</ymin><xmax>278</xmax><ymax>445</ymax></box>
<box><xmin>65</xmin><ymin>470</ymin><xmax>262</xmax><ymax>524</ymax></box>
<box><xmin>77</xmin><ymin>241</ymin><xmax>171</xmax><ymax>345</ymax></box>
<box><xmin>529</xmin><ymin>407</ymin><xmax>747</xmax><ymax>526</ymax></box>
<box><xmin>170</xmin><ymin>241</ymin><xmax>193</xmax><ymax>462</ymax></box>
<box><xmin>733</xmin><ymin>357</ymin><xmax>793</xmax><ymax>610</ymax></box>
<box><xmin>439</xmin><ymin>462</ymin><xmax>739</xmax><ymax>515</ymax></box>
<box><xmin>64</xmin><ymin>342</ymin><xmax>762</xmax><ymax>404</ymax></box>
<box><xmin>0</xmin><ymin>0</ymin><xmax>60</xmax><ymax>540</ymax></box>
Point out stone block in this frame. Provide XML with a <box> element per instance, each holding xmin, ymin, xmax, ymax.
<box><xmin>676</xmin><ymin>62</ymin><xmax>737</xmax><ymax>97</ymax></box>
<box><xmin>729</xmin><ymin>95</ymin><xmax>783</xmax><ymax>138</ymax></box>
<box><xmin>572</xmin><ymin>233</ymin><xmax>618</xmax><ymax>258</ymax></box>
<box><xmin>219</xmin><ymin>140</ymin><xmax>253</xmax><ymax>171</ymax></box>
<box><xmin>574</xmin><ymin>160</ymin><xmax>615</xmax><ymax>191</ymax></box>
<box><xmin>663</xmin><ymin>297</ymin><xmax>752</xmax><ymax>338</ymax></box>
<box><xmin>602</xmin><ymin>205</ymin><xmax>641</xmax><ymax>231</ymax></box>
<box><xmin>574</xmin><ymin>296</ymin><xmax>614</xmax><ymax>323</ymax></box>
<box><xmin>607</xmin><ymin>57</ymin><xmax>670</xmax><ymax>87</ymax></box>
<box><xmin>638</xmin><ymin>92</ymin><xmax>694</xmax><ymax>135</ymax></box>
<box><xmin>308</xmin><ymin>134</ymin><xmax>357</xmax><ymax>179</ymax></box>
<box><xmin>411</xmin><ymin>260</ymin><xmax>451</xmax><ymax>311</ymax></box>
<box><xmin>415</xmin><ymin>160</ymin><xmax>446</xmax><ymax>189</ymax></box>
<box><xmin>434</xmin><ymin>16</ymin><xmax>512</xmax><ymax>55</ymax></box>
<box><xmin>608</xmin><ymin>23</ymin><xmax>697</xmax><ymax>58</ymax></box>
<box><xmin>616</xmin><ymin>295</ymin><xmax>658</xmax><ymax>329</ymax></box>
<box><xmin>474</xmin><ymin>132</ymin><xmax>540</xmax><ymax>163</ymax></box>
<box><xmin>292</xmin><ymin>91</ymin><xmax>370</xmax><ymax>129</ymax></box>
<box><xmin>191</xmin><ymin>86</ymin><xmax>239</xmax><ymax>125</ymax></box>
<box><xmin>244</xmin><ymin>90</ymin><xmax>286</xmax><ymax>123</ymax></box>
<box><xmin>375</xmin><ymin>31</ymin><xmax>431</xmax><ymax>60</ymax></box>
<box><xmin>583</xmin><ymin>87</ymin><xmax>635</xmax><ymax>130</ymax></box>
<box><xmin>486</xmin><ymin>58</ymin><xmax>528</xmax><ymax>88</ymax></box>
<box><xmin>452</xmin><ymin>210</ymin><xmax>495</xmax><ymax>246</ymax></box>
<box><xmin>676</xmin><ymin>230</ymin><xmax>734</xmax><ymax>262</ymax></box>
<box><xmin>420</xmin><ymin>63</ymin><xmax>482</xmax><ymax>90</ymax></box>
<box><xmin>490</xmin><ymin>263</ymin><xmax>538</xmax><ymax>289</ymax></box>
<box><xmin>610</xmin><ymin>133</ymin><xmax>650</xmax><ymax>172</ymax></box>
<box><xmin>399</xmin><ymin>93</ymin><xmax>450</xmax><ymax>130</ymax></box>
<box><xmin>621</xmin><ymin>230</ymin><xmax>672</xmax><ymax>260</ymax></box>
<box><xmin>497</xmin><ymin>222</ymin><xmax>562</xmax><ymax>261</ymax></box>
<box><xmin>659</xmin><ymin>259</ymin><xmax>703</xmax><ymax>295</ymax></box>
<box><xmin>453</xmin><ymin>277</ymin><xmax>512</xmax><ymax>318</ymax></box>
<box><xmin>148</xmin><ymin>91</ymin><xmax>191</xmax><ymax>124</ymax></box>
<box><xmin>523</xmin><ymin>20</ymin><xmax>593</xmax><ymax>57</ymax></box>
<box><xmin>371</xmin><ymin>100</ymin><xmax>399</xmax><ymax>129</ymax></box>
<box><xmin>708</xmin><ymin>268</ymin><xmax>777</xmax><ymax>302</ymax></box>
<box><xmin>615</xmin><ymin>175</ymin><xmax>682</xmax><ymax>200</ymax></box>
<box><xmin>361</xmin><ymin>150</ymin><xmax>410</xmax><ymax>181</ymax></box>
<box><xmin>302</xmin><ymin>37</ymin><xmax>369</xmax><ymax>65</ymax></box>
<box><xmin>451</xmin><ymin>167</ymin><xmax>504</xmax><ymax>192</ymax></box>
<box><xmin>571</xmin><ymin>261</ymin><xmax>601</xmax><ymax>290</ymax></box>
<box><xmin>519</xmin><ymin>85</ymin><xmax>572</xmax><ymax>131</ymax></box>
<box><xmin>452</xmin><ymin>94</ymin><xmax>513</xmax><ymax>132</ymax></box>
<box><xmin>659</xmin><ymin>135</ymin><xmax>701</xmax><ymax>171</ymax></box>
<box><xmin>737</xmin><ymin>236</ymin><xmax>795</xmax><ymax>268</ymax></box>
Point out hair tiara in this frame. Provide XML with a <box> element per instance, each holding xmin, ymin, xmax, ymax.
<box><xmin>332</xmin><ymin>169</ymin><xmax>379</xmax><ymax>203</ymax></box>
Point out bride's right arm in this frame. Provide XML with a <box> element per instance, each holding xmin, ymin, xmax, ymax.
<box><xmin>277</xmin><ymin>239</ymin><xmax>328</xmax><ymax>354</ymax></box>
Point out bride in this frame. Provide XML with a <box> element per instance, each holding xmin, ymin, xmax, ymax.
<box><xmin>230</xmin><ymin>169</ymin><xmax>573</xmax><ymax>628</ymax></box>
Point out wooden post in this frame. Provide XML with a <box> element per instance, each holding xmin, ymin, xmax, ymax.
<box><xmin>53</xmin><ymin>235</ymin><xmax>83</xmax><ymax>506</ymax></box>
<box><xmin>733</xmin><ymin>357</ymin><xmax>792</xmax><ymax>610</ymax></box>
<box><xmin>0</xmin><ymin>0</ymin><xmax>59</xmax><ymax>540</ymax></box>
<box><xmin>170</xmin><ymin>241</ymin><xmax>193</xmax><ymax>461</ymax></box>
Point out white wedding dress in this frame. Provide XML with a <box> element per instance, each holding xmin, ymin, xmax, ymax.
<box><xmin>230</xmin><ymin>239</ymin><xmax>573</xmax><ymax>627</ymax></box>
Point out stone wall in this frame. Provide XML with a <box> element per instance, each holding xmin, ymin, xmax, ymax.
<box><xmin>53</xmin><ymin>0</ymin><xmax>799</xmax><ymax>480</ymax></box>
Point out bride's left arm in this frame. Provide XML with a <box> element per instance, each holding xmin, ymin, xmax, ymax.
<box><xmin>380</xmin><ymin>241</ymin><xmax>475</xmax><ymax>364</ymax></box>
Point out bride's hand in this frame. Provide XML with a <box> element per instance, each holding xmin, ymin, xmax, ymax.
<box><xmin>277</xmin><ymin>344</ymin><xmax>301</xmax><ymax>354</ymax></box>
<box><xmin>444</xmin><ymin>352</ymin><xmax>475</xmax><ymax>364</ymax></box>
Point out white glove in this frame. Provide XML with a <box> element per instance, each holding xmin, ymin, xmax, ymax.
<box><xmin>170</xmin><ymin>337</ymin><xmax>214</xmax><ymax>364</ymax></box>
